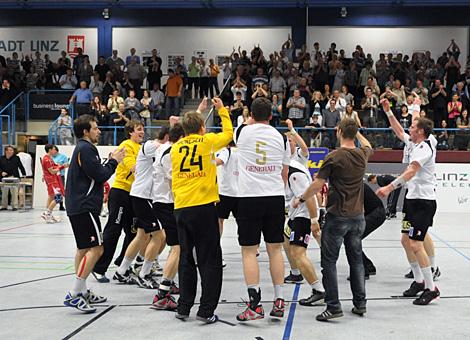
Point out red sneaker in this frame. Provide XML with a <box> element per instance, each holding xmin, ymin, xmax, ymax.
<box><xmin>151</xmin><ymin>294</ymin><xmax>177</xmax><ymax>311</ymax></box>
<box><xmin>269</xmin><ymin>298</ymin><xmax>285</xmax><ymax>318</ymax></box>
<box><xmin>236</xmin><ymin>303</ymin><xmax>265</xmax><ymax>322</ymax></box>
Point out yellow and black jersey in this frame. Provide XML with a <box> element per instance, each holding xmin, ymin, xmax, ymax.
<box><xmin>112</xmin><ymin>139</ymin><xmax>141</xmax><ymax>192</ymax></box>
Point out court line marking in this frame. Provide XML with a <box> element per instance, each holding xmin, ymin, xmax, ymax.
<box><xmin>62</xmin><ymin>305</ymin><xmax>116</xmax><ymax>340</ymax></box>
<box><xmin>429</xmin><ymin>231</ymin><xmax>470</xmax><ymax>262</ymax></box>
<box><xmin>282</xmin><ymin>283</ymin><xmax>300</xmax><ymax>340</ymax></box>
<box><xmin>0</xmin><ymin>272</ymin><xmax>75</xmax><ymax>289</ymax></box>
<box><xmin>0</xmin><ymin>223</ymin><xmax>37</xmax><ymax>233</ymax></box>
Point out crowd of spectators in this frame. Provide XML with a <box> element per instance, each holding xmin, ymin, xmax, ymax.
<box><xmin>1</xmin><ymin>36</ymin><xmax>470</xmax><ymax>149</ymax></box>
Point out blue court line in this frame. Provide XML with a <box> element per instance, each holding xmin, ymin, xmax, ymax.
<box><xmin>429</xmin><ymin>231</ymin><xmax>470</xmax><ymax>262</ymax></box>
<box><xmin>282</xmin><ymin>283</ymin><xmax>300</xmax><ymax>340</ymax></box>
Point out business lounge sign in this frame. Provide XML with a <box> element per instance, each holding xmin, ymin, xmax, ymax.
<box><xmin>0</xmin><ymin>27</ymin><xmax>97</xmax><ymax>61</ymax></box>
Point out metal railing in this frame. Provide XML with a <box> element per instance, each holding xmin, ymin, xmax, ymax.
<box><xmin>0</xmin><ymin>91</ymin><xmax>24</xmax><ymax>147</ymax></box>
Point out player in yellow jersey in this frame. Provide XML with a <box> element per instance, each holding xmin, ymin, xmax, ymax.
<box><xmin>171</xmin><ymin>97</ymin><xmax>233</xmax><ymax>324</ymax></box>
<box><xmin>93</xmin><ymin>120</ymin><xmax>144</xmax><ymax>282</ymax></box>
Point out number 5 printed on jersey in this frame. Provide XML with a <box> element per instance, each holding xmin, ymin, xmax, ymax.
<box><xmin>255</xmin><ymin>141</ymin><xmax>267</xmax><ymax>165</ymax></box>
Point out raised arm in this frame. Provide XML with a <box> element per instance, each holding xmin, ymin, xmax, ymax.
<box><xmin>286</xmin><ymin>118</ymin><xmax>308</xmax><ymax>158</ymax></box>
<box><xmin>381</xmin><ymin>98</ymin><xmax>405</xmax><ymax>141</ymax></box>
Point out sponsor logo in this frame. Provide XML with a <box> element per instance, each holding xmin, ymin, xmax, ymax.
<box><xmin>67</xmin><ymin>35</ymin><xmax>85</xmax><ymax>56</ymax></box>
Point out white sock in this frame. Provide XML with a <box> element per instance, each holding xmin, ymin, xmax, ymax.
<box><xmin>422</xmin><ymin>266</ymin><xmax>435</xmax><ymax>290</ymax></box>
<box><xmin>274</xmin><ymin>284</ymin><xmax>284</xmax><ymax>300</ymax></box>
<box><xmin>139</xmin><ymin>260</ymin><xmax>153</xmax><ymax>278</ymax></box>
<box><xmin>310</xmin><ymin>280</ymin><xmax>323</xmax><ymax>292</ymax></box>
<box><xmin>117</xmin><ymin>256</ymin><xmax>133</xmax><ymax>275</ymax></box>
<box><xmin>71</xmin><ymin>276</ymin><xmax>87</xmax><ymax>296</ymax></box>
<box><xmin>410</xmin><ymin>261</ymin><xmax>423</xmax><ymax>283</ymax></box>
<box><xmin>428</xmin><ymin>255</ymin><xmax>435</xmax><ymax>268</ymax></box>
<box><xmin>291</xmin><ymin>268</ymin><xmax>301</xmax><ymax>276</ymax></box>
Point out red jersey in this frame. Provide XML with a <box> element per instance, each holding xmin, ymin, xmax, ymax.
<box><xmin>41</xmin><ymin>154</ymin><xmax>61</xmax><ymax>187</ymax></box>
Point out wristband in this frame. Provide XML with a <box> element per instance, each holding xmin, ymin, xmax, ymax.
<box><xmin>385</xmin><ymin>110</ymin><xmax>394</xmax><ymax>118</ymax></box>
<box><xmin>290</xmin><ymin>129</ymin><xmax>297</xmax><ymax>136</ymax></box>
<box><xmin>391</xmin><ymin>177</ymin><xmax>406</xmax><ymax>189</ymax></box>
<box><xmin>311</xmin><ymin>216</ymin><xmax>319</xmax><ymax>223</ymax></box>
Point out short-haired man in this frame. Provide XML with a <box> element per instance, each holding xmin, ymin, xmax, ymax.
<box><xmin>70</xmin><ymin>81</ymin><xmax>93</xmax><ymax>116</ymax></box>
<box><xmin>93</xmin><ymin>120</ymin><xmax>144</xmax><ymax>282</ymax></box>
<box><xmin>0</xmin><ymin>145</ymin><xmax>26</xmax><ymax>211</ymax></box>
<box><xmin>293</xmin><ymin>118</ymin><xmax>373</xmax><ymax>321</ymax></box>
<box><xmin>64</xmin><ymin>114</ymin><xmax>125</xmax><ymax>313</ymax></box>
<box><xmin>41</xmin><ymin>144</ymin><xmax>68</xmax><ymax>223</ymax></box>
<box><xmin>235</xmin><ymin>97</ymin><xmax>291</xmax><ymax>322</ymax></box>
<box><xmin>171</xmin><ymin>98</ymin><xmax>233</xmax><ymax>324</ymax></box>
<box><xmin>378</xmin><ymin>101</ymin><xmax>440</xmax><ymax>305</ymax></box>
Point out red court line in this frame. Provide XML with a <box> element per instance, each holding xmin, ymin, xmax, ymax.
<box><xmin>0</xmin><ymin>223</ymin><xmax>37</xmax><ymax>233</ymax></box>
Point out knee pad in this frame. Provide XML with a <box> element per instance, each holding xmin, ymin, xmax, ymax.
<box><xmin>54</xmin><ymin>194</ymin><xmax>63</xmax><ymax>204</ymax></box>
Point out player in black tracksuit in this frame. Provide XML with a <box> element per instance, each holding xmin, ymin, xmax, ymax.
<box><xmin>368</xmin><ymin>174</ymin><xmax>401</xmax><ymax>218</ymax></box>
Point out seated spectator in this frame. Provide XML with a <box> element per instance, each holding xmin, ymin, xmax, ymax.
<box><xmin>90</xmin><ymin>95</ymin><xmax>102</xmax><ymax>116</ymax></box>
<box><xmin>237</xmin><ymin>106</ymin><xmax>250</xmax><ymax>127</ymax></box>
<box><xmin>305</xmin><ymin>113</ymin><xmax>322</xmax><ymax>147</ymax></box>
<box><xmin>0</xmin><ymin>145</ymin><xmax>26</xmax><ymax>211</ymax></box>
<box><xmin>326</xmin><ymin>89</ymin><xmax>346</xmax><ymax>117</ymax></box>
<box><xmin>124</xmin><ymin>89</ymin><xmax>142</xmax><ymax>121</ymax></box>
<box><xmin>57</xmin><ymin>108</ymin><xmax>73</xmax><ymax>145</ymax></box>
<box><xmin>150</xmin><ymin>83</ymin><xmax>165</xmax><ymax>119</ymax></box>
<box><xmin>102</xmin><ymin>71</ymin><xmax>121</xmax><ymax>100</ymax></box>
<box><xmin>69</xmin><ymin>81</ymin><xmax>93</xmax><ymax>116</ymax></box>
<box><xmin>140</xmin><ymin>89</ymin><xmax>154</xmax><ymax>126</ymax></box>
<box><xmin>95</xmin><ymin>104</ymin><xmax>112</xmax><ymax>145</ymax></box>
<box><xmin>436</xmin><ymin>120</ymin><xmax>449</xmax><ymax>150</ymax></box>
<box><xmin>412</xmin><ymin>79</ymin><xmax>429</xmax><ymax>109</ymax></box>
<box><xmin>230</xmin><ymin>91</ymin><xmax>245</xmax><ymax>125</ymax></box>
<box><xmin>454</xmin><ymin>109</ymin><xmax>470</xmax><ymax>150</ymax></box>
<box><xmin>89</xmin><ymin>72</ymin><xmax>104</xmax><ymax>98</ymax></box>
<box><xmin>310</xmin><ymin>90</ymin><xmax>325</xmax><ymax>124</ymax></box>
<box><xmin>165</xmin><ymin>68</ymin><xmax>183</xmax><ymax>118</ymax></box>
<box><xmin>343</xmin><ymin>103</ymin><xmax>361</xmax><ymax>127</ymax></box>
<box><xmin>340</xmin><ymin>85</ymin><xmax>354</xmax><ymax>107</ymax></box>
<box><xmin>270</xmin><ymin>94</ymin><xmax>282</xmax><ymax>127</ymax></box>
<box><xmin>251</xmin><ymin>83</ymin><xmax>269</xmax><ymax>100</ymax></box>
<box><xmin>391</xmin><ymin>79</ymin><xmax>406</xmax><ymax>106</ymax></box>
<box><xmin>111</xmin><ymin>103</ymin><xmax>131</xmax><ymax>144</ymax></box>
<box><xmin>25</xmin><ymin>66</ymin><xmax>40</xmax><ymax>91</ymax></box>
<box><xmin>447</xmin><ymin>93</ymin><xmax>462</xmax><ymax>128</ymax></box>
<box><xmin>107</xmin><ymin>89</ymin><xmax>124</xmax><ymax>114</ymax></box>
<box><xmin>59</xmin><ymin>68</ymin><xmax>77</xmax><ymax>90</ymax></box>
<box><xmin>252</xmin><ymin>67</ymin><xmax>268</xmax><ymax>90</ymax></box>
<box><xmin>286</xmin><ymin>89</ymin><xmax>306</xmax><ymax>126</ymax></box>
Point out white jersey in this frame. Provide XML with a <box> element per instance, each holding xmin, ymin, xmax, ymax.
<box><xmin>402</xmin><ymin>132</ymin><xmax>437</xmax><ymax>164</ymax></box>
<box><xmin>130</xmin><ymin>140</ymin><xmax>160</xmax><ymax>199</ymax></box>
<box><xmin>406</xmin><ymin>137</ymin><xmax>437</xmax><ymax>200</ymax></box>
<box><xmin>291</xmin><ymin>146</ymin><xmax>308</xmax><ymax>168</ymax></box>
<box><xmin>286</xmin><ymin>160</ymin><xmax>316</xmax><ymax>220</ymax></box>
<box><xmin>152</xmin><ymin>142</ymin><xmax>174</xmax><ymax>204</ymax></box>
<box><xmin>216</xmin><ymin>147</ymin><xmax>239</xmax><ymax>197</ymax></box>
<box><xmin>235</xmin><ymin>123</ymin><xmax>290</xmax><ymax>197</ymax></box>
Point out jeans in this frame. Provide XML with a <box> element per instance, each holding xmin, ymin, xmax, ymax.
<box><xmin>321</xmin><ymin>213</ymin><xmax>366</xmax><ymax>311</ymax></box>
<box><xmin>165</xmin><ymin>96</ymin><xmax>180</xmax><ymax>118</ymax></box>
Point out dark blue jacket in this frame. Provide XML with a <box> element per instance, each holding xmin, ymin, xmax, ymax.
<box><xmin>65</xmin><ymin>139</ymin><xmax>118</xmax><ymax>216</ymax></box>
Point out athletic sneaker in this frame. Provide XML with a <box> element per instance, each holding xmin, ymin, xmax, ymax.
<box><xmin>92</xmin><ymin>272</ymin><xmax>110</xmax><ymax>283</ymax></box>
<box><xmin>136</xmin><ymin>274</ymin><xmax>159</xmax><ymax>289</ymax></box>
<box><xmin>284</xmin><ymin>271</ymin><xmax>304</xmax><ymax>284</ymax></box>
<box><xmin>63</xmin><ymin>292</ymin><xmax>97</xmax><ymax>313</ymax></box>
<box><xmin>351</xmin><ymin>306</ymin><xmax>367</xmax><ymax>316</ymax></box>
<box><xmin>413</xmin><ymin>287</ymin><xmax>440</xmax><ymax>305</ymax></box>
<box><xmin>404</xmin><ymin>269</ymin><xmax>414</xmax><ymax>279</ymax></box>
<box><xmin>113</xmin><ymin>269</ymin><xmax>136</xmax><ymax>284</ymax></box>
<box><xmin>170</xmin><ymin>282</ymin><xmax>180</xmax><ymax>295</ymax></box>
<box><xmin>269</xmin><ymin>298</ymin><xmax>285</xmax><ymax>318</ymax></box>
<box><xmin>41</xmin><ymin>211</ymin><xmax>50</xmax><ymax>220</ymax></box>
<box><xmin>152</xmin><ymin>293</ymin><xmax>177</xmax><ymax>311</ymax></box>
<box><xmin>299</xmin><ymin>289</ymin><xmax>325</xmax><ymax>306</ymax></box>
<box><xmin>196</xmin><ymin>314</ymin><xmax>219</xmax><ymax>324</ymax></box>
<box><xmin>432</xmin><ymin>267</ymin><xmax>441</xmax><ymax>281</ymax></box>
<box><xmin>84</xmin><ymin>290</ymin><xmax>107</xmax><ymax>304</ymax></box>
<box><xmin>153</xmin><ymin>260</ymin><xmax>163</xmax><ymax>272</ymax></box>
<box><xmin>315</xmin><ymin>309</ymin><xmax>343</xmax><ymax>321</ymax></box>
<box><xmin>403</xmin><ymin>281</ymin><xmax>425</xmax><ymax>297</ymax></box>
<box><xmin>175</xmin><ymin>312</ymin><xmax>189</xmax><ymax>321</ymax></box>
<box><xmin>132</xmin><ymin>256</ymin><xmax>144</xmax><ymax>276</ymax></box>
<box><xmin>236</xmin><ymin>303</ymin><xmax>265</xmax><ymax>321</ymax></box>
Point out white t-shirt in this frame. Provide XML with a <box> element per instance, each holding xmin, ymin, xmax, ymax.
<box><xmin>286</xmin><ymin>160</ymin><xmax>315</xmax><ymax>220</ymax></box>
<box><xmin>18</xmin><ymin>152</ymin><xmax>33</xmax><ymax>177</ymax></box>
<box><xmin>402</xmin><ymin>133</ymin><xmax>414</xmax><ymax>164</ymax></box>
<box><xmin>291</xmin><ymin>146</ymin><xmax>309</xmax><ymax>168</ymax></box>
<box><xmin>152</xmin><ymin>142</ymin><xmax>174</xmax><ymax>204</ymax></box>
<box><xmin>216</xmin><ymin>147</ymin><xmax>239</xmax><ymax>197</ymax></box>
<box><xmin>406</xmin><ymin>138</ymin><xmax>437</xmax><ymax>200</ymax></box>
<box><xmin>234</xmin><ymin>123</ymin><xmax>290</xmax><ymax>197</ymax></box>
<box><xmin>130</xmin><ymin>140</ymin><xmax>160</xmax><ymax>199</ymax></box>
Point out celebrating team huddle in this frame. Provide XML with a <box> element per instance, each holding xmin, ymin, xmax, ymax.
<box><xmin>62</xmin><ymin>94</ymin><xmax>440</xmax><ymax>322</ymax></box>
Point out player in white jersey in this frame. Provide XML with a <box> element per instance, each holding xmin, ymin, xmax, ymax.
<box><xmin>234</xmin><ymin>97</ymin><xmax>290</xmax><ymax>321</ymax></box>
<box><xmin>151</xmin><ymin>124</ymin><xmax>185</xmax><ymax>310</ymax></box>
<box><xmin>114</xmin><ymin>139</ymin><xmax>165</xmax><ymax>289</ymax></box>
<box><xmin>284</xmin><ymin>159</ymin><xmax>326</xmax><ymax>306</ymax></box>
<box><xmin>286</xmin><ymin>118</ymin><xmax>309</xmax><ymax>167</ymax></box>
<box><xmin>378</xmin><ymin>101</ymin><xmax>440</xmax><ymax>305</ymax></box>
<box><xmin>215</xmin><ymin>142</ymin><xmax>239</xmax><ymax>268</ymax></box>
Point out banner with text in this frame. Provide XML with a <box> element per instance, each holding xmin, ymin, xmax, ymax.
<box><xmin>29</xmin><ymin>92</ymin><xmax>73</xmax><ymax>120</ymax></box>
<box><xmin>307</xmin><ymin>147</ymin><xmax>329</xmax><ymax>177</ymax></box>
<box><xmin>0</xmin><ymin>27</ymin><xmax>98</xmax><ymax>63</ymax></box>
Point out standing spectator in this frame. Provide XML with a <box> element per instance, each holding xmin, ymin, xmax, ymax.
<box><xmin>391</xmin><ymin>79</ymin><xmax>406</xmax><ymax>106</ymax></box>
<box><xmin>436</xmin><ymin>120</ymin><xmax>449</xmax><ymax>150</ymax></box>
<box><xmin>59</xmin><ymin>68</ymin><xmax>77</xmax><ymax>90</ymax></box>
<box><xmin>0</xmin><ymin>145</ymin><xmax>26</xmax><ymax>211</ymax></box>
<box><xmin>447</xmin><ymin>94</ymin><xmax>462</xmax><ymax>128</ymax></box>
<box><xmin>444</xmin><ymin>55</ymin><xmax>460</xmax><ymax>92</ymax></box>
<box><xmin>199</xmin><ymin>59</ymin><xmax>210</xmax><ymax>99</ymax></box>
<box><xmin>147</xmin><ymin>57</ymin><xmax>162</xmax><ymax>91</ymax></box>
<box><xmin>102</xmin><ymin>72</ymin><xmax>121</xmax><ymax>103</ymax></box>
<box><xmin>124</xmin><ymin>89</ymin><xmax>142</xmax><ymax>121</ymax></box>
<box><xmin>94</xmin><ymin>56</ymin><xmax>110</xmax><ymax>82</ymax></box>
<box><xmin>58</xmin><ymin>51</ymin><xmax>71</xmax><ymax>68</ymax></box>
<box><xmin>69</xmin><ymin>81</ymin><xmax>93</xmax><ymax>116</ymax></box>
<box><xmin>165</xmin><ymin>69</ymin><xmax>183</xmax><ymax>118</ymax></box>
<box><xmin>231</xmin><ymin>76</ymin><xmax>248</xmax><ymax>101</ymax></box>
<box><xmin>187</xmin><ymin>56</ymin><xmax>201</xmax><ymax>99</ymax></box>
<box><xmin>343</xmin><ymin>103</ymin><xmax>361</xmax><ymax>127</ymax></box>
<box><xmin>0</xmin><ymin>79</ymin><xmax>15</xmax><ymax>107</ymax></box>
<box><xmin>310</xmin><ymin>91</ymin><xmax>325</xmax><ymax>124</ymax></box>
<box><xmin>126</xmin><ymin>48</ymin><xmax>141</xmax><ymax>66</ymax></box>
<box><xmin>293</xmin><ymin>119</ymin><xmax>372</xmax><ymax>321</ymax></box>
<box><xmin>89</xmin><ymin>72</ymin><xmax>104</xmax><ymax>98</ymax></box>
<box><xmin>271</xmin><ymin>94</ymin><xmax>283</xmax><ymax>127</ymax></box>
<box><xmin>454</xmin><ymin>109</ymin><xmax>470</xmax><ymax>150</ymax></box>
<box><xmin>208</xmin><ymin>59</ymin><xmax>220</xmax><ymax>98</ymax></box>
<box><xmin>110</xmin><ymin>103</ymin><xmax>131</xmax><ymax>144</ymax></box>
<box><xmin>107</xmin><ymin>89</ymin><xmax>124</xmax><ymax>114</ymax></box>
<box><xmin>430</xmin><ymin>79</ymin><xmax>448</xmax><ymax>127</ymax></box>
<box><xmin>72</xmin><ymin>48</ymin><xmax>87</xmax><ymax>75</ymax></box>
<box><xmin>32</xmin><ymin>51</ymin><xmax>46</xmax><ymax>75</ymax></box>
<box><xmin>358</xmin><ymin>62</ymin><xmax>375</xmax><ymax>101</ymax></box>
<box><xmin>222</xmin><ymin>56</ymin><xmax>232</xmax><ymax>84</ymax></box>
<box><xmin>57</xmin><ymin>108</ymin><xmax>74</xmax><ymax>145</ymax></box>
<box><xmin>361</xmin><ymin>87</ymin><xmax>380</xmax><ymax>128</ymax></box>
<box><xmin>150</xmin><ymin>83</ymin><xmax>165</xmax><ymax>119</ymax></box>
<box><xmin>51</xmin><ymin>145</ymin><xmax>69</xmax><ymax>211</ymax></box>
<box><xmin>90</xmin><ymin>95</ymin><xmax>102</xmax><ymax>116</ymax></box>
<box><xmin>322</xmin><ymin>99</ymin><xmax>341</xmax><ymax>149</ymax></box>
<box><xmin>20</xmin><ymin>54</ymin><xmax>32</xmax><ymax>75</ymax></box>
<box><xmin>326</xmin><ymin>90</ymin><xmax>347</xmax><ymax>117</ymax></box>
<box><xmin>340</xmin><ymin>85</ymin><xmax>354</xmax><ymax>107</ymax></box>
<box><xmin>125</xmin><ymin>57</ymin><xmax>147</xmax><ymax>98</ymax></box>
<box><xmin>106</xmin><ymin>50</ymin><xmax>125</xmax><ymax>70</ymax></box>
<box><xmin>95</xmin><ymin>104</ymin><xmax>112</xmax><ymax>145</ymax></box>
<box><xmin>269</xmin><ymin>69</ymin><xmax>287</xmax><ymax>101</ymax></box>
<box><xmin>140</xmin><ymin>89</ymin><xmax>154</xmax><ymax>126</ymax></box>
<box><xmin>287</xmin><ymin>89</ymin><xmax>306</xmax><ymax>126</ymax></box>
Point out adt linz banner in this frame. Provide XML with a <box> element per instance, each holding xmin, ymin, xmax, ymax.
<box><xmin>307</xmin><ymin>147</ymin><xmax>329</xmax><ymax>177</ymax></box>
